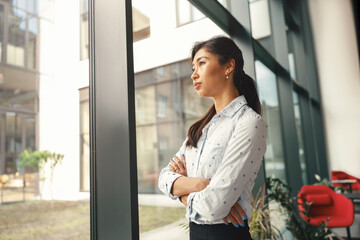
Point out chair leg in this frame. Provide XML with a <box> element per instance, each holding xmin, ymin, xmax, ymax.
<box><xmin>346</xmin><ymin>226</ymin><xmax>351</xmax><ymax>240</ymax></box>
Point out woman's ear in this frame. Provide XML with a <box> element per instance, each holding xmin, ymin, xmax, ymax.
<box><xmin>225</xmin><ymin>59</ymin><xmax>235</xmax><ymax>75</ymax></box>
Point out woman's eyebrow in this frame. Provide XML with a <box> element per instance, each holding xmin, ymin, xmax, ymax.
<box><xmin>192</xmin><ymin>56</ymin><xmax>209</xmax><ymax>67</ymax></box>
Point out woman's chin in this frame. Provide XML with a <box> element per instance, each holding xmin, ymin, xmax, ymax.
<box><xmin>196</xmin><ymin>89</ymin><xmax>207</xmax><ymax>97</ymax></box>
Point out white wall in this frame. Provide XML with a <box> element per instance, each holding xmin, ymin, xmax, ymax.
<box><xmin>308</xmin><ymin>0</ymin><xmax>360</xmax><ymax>178</ymax></box>
<box><xmin>38</xmin><ymin>0</ymin><xmax>89</xmax><ymax>200</ymax></box>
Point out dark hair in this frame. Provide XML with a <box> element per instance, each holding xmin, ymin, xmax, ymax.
<box><xmin>186</xmin><ymin>36</ymin><xmax>261</xmax><ymax>148</ymax></box>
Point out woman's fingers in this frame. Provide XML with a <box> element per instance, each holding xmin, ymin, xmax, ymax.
<box><xmin>169</xmin><ymin>165</ymin><xmax>176</xmax><ymax>172</ymax></box>
<box><xmin>233</xmin><ymin>203</ymin><xmax>248</xmax><ymax>221</ymax></box>
<box><xmin>225</xmin><ymin>211</ymin><xmax>239</xmax><ymax>227</ymax></box>
<box><xmin>169</xmin><ymin>155</ymin><xmax>187</xmax><ymax>176</ymax></box>
<box><xmin>222</xmin><ymin>217</ymin><xmax>229</xmax><ymax>225</ymax></box>
<box><xmin>173</xmin><ymin>156</ymin><xmax>185</xmax><ymax>172</ymax></box>
<box><xmin>182</xmin><ymin>154</ymin><xmax>187</xmax><ymax>169</ymax></box>
<box><xmin>229</xmin><ymin>207</ymin><xmax>244</xmax><ymax>227</ymax></box>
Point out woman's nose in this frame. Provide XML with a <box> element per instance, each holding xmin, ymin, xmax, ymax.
<box><xmin>191</xmin><ymin>70</ymin><xmax>198</xmax><ymax>81</ymax></box>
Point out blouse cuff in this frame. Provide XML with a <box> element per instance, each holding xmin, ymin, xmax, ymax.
<box><xmin>165</xmin><ymin>173</ymin><xmax>183</xmax><ymax>200</ymax></box>
<box><xmin>187</xmin><ymin>192</ymin><xmax>201</xmax><ymax>221</ymax></box>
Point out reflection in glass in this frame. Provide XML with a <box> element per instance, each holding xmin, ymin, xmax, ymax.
<box><xmin>156</xmin><ymin>81</ymin><xmax>181</xmax><ymax>122</ymax></box>
<box><xmin>176</xmin><ymin>0</ymin><xmax>205</xmax><ymax>26</ymax></box>
<box><xmin>7</xmin><ymin>7</ymin><xmax>26</xmax><ymax>67</ymax></box>
<box><xmin>292</xmin><ymin>91</ymin><xmax>307</xmax><ymax>185</ymax></box>
<box><xmin>249</xmin><ymin>0</ymin><xmax>274</xmax><ymax>55</ymax></box>
<box><xmin>136</xmin><ymin>125</ymin><xmax>158</xmax><ymax>193</ymax></box>
<box><xmin>28</xmin><ymin>0</ymin><xmax>38</xmax><ymax>15</ymax></box>
<box><xmin>255</xmin><ymin>60</ymin><xmax>286</xmax><ymax>182</ymax></box>
<box><xmin>0</xmin><ymin>65</ymin><xmax>37</xmax><ymax>111</ymax></box>
<box><xmin>181</xmin><ymin>75</ymin><xmax>212</xmax><ymax>121</ymax></box>
<box><xmin>134</xmin><ymin>60</ymin><xmax>214</xmax><ymax>237</ymax></box>
<box><xmin>80</xmin><ymin>101</ymin><xmax>90</xmax><ymax>192</ymax></box>
<box><xmin>133</xmin><ymin>7</ymin><xmax>150</xmax><ymax>42</ymax></box>
<box><xmin>132</xmin><ymin>0</ymin><xmax>230</xmax><ymax>238</ymax></box>
<box><xmin>28</xmin><ymin>15</ymin><xmax>38</xmax><ymax>69</ymax></box>
<box><xmin>0</xmin><ymin>1</ymin><xmax>91</xmax><ymax>238</ymax></box>
<box><xmin>0</xmin><ymin>4</ymin><xmax>4</xmax><ymax>61</ymax></box>
<box><xmin>135</xmin><ymin>86</ymin><xmax>156</xmax><ymax>125</ymax></box>
<box><xmin>80</xmin><ymin>0</ymin><xmax>88</xmax><ymax>60</ymax></box>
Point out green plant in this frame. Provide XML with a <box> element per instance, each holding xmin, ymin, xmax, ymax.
<box><xmin>250</xmin><ymin>185</ymin><xmax>282</xmax><ymax>240</ymax></box>
<box><xmin>313</xmin><ymin>174</ymin><xmax>348</xmax><ymax>194</ymax></box>
<box><xmin>19</xmin><ymin>149</ymin><xmax>64</xmax><ymax>199</ymax></box>
<box><xmin>266</xmin><ymin>177</ymin><xmax>332</xmax><ymax>240</ymax></box>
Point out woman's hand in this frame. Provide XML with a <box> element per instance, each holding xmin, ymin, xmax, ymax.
<box><xmin>223</xmin><ymin>200</ymin><xmax>248</xmax><ymax>228</ymax></box>
<box><xmin>179</xmin><ymin>194</ymin><xmax>189</xmax><ymax>206</ymax></box>
<box><xmin>169</xmin><ymin>154</ymin><xmax>187</xmax><ymax>176</ymax></box>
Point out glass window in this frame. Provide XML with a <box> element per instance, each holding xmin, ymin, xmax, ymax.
<box><xmin>27</xmin><ymin>0</ymin><xmax>38</xmax><ymax>15</ymax></box>
<box><xmin>80</xmin><ymin>0</ymin><xmax>88</xmax><ymax>60</ymax></box>
<box><xmin>255</xmin><ymin>60</ymin><xmax>286</xmax><ymax>182</ymax></box>
<box><xmin>133</xmin><ymin>1</ymin><xmax>225</xmax><ymax>236</ymax></box>
<box><xmin>176</xmin><ymin>0</ymin><xmax>205</xmax><ymax>26</ymax></box>
<box><xmin>7</xmin><ymin>7</ymin><xmax>26</xmax><ymax>67</ymax></box>
<box><xmin>156</xmin><ymin>81</ymin><xmax>181</xmax><ymax>123</ymax></box>
<box><xmin>176</xmin><ymin>0</ymin><xmax>191</xmax><ymax>25</ymax></box>
<box><xmin>249</xmin><ymin>0</ymin><xmax>275</xmax><ymax>56</ymax></box>
<box><xmin>80</xmin><ymin>100</ymin><xmax>90</xmax><ymax>192</ymax></box>
<box><xmin>11</xmin><ymin>0</ymin><xmax>26</xmax><ymax>11</ymax></box>
<box><xmin>293</xmin><ymin>91</ymin><xmax>307</xmax><ymax>185</ymax></box>
<box><xmin>135</xmin><ymin>85</ymin><xmax>156</xmax><ymax>125</ymax></box>
<box><xmin>136</xmin><ymin>124</ymin><xmax>158</xmax><ymax>193</ymax></box>
<box><xmin>0</xmin><ymin>1</ymin><xmax>90</xmax><ymax>237</ymax></box>
<box><xmin>0</xmin><ymin>65</ymin><xmax>37</xmax><ymax>111</ymax></box>
<box><xmin>132</xmin><ymin>7</ymin><xmax>150</xmax><ymax>42</ymax></box>
<box><xmin>181</xmin><ymin>75</ymin><xmax>212</xmax><ymax>121</ymax></box>
<box><xmin>27</xmin><ymin>15</ymin><xmax>38</xmax><ymax>69</ymax></box>
<box><xmin>0</xmin><ymin>4</ymin><xmax>4</xmax><ymax>61</ymax></box>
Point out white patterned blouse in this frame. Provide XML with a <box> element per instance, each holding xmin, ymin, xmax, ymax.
<box><xmin>158</xmin><ymin>95</ymin><xmax>267</xmax><ymax>224</ymax></box>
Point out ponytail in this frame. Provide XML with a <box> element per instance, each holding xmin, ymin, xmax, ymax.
<box><xmin>235</xmin><ymin>71</ymin><xmax>261</xmax><ymax>115</ymax></box>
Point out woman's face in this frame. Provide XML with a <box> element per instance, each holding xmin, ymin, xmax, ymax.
<box><xmin>191</xmin><ymin>48</ymin><xmax>228</xmax><ymax>98</ymax></box>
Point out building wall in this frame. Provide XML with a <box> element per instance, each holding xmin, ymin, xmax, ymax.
<box><xmin>308</xmin><ymin>0</ymin><xmax>360</xmax><ymax>177</ymax></box>
<box><xmin>38</xmin><ymin>0</ymin><xmax>89</xmax><ymax>200</ymax></box>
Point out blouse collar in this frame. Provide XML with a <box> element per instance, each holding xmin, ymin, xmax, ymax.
<box><xmin>218</xmin><ymin>95</ymin><xmax>248</xmax><ymax>118</ymax></box>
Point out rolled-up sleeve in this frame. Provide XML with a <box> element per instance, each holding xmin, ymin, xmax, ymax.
<box><xmin>187</xmin><ymin>116</ymin><xmax>267</xmax><ymax>222</ymax></box>
<box><xmin>158</xmin><ymin>138</ymin><xmax>188</xmax><ymax>200</ymax></box>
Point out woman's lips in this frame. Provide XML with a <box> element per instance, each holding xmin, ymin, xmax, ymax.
<box><xmin>194</xmin><ymin>82</ymin><xmax>201</xmax><ymax>89</ymax></box>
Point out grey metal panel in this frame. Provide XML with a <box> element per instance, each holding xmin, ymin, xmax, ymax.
<box><xmin>89</xmin><ymin>0</ymin><xmax>139</xmax><ymax>239</ymax></box>
<box><xmin>228</xmin><ymin>0</ymin><xmax>263</xmax><ymax>197</ymax></box>
<box><xmin>298</xmin><ymin>94</ymin><xmax>318</xmax><ymax>184</ymax></box>
<box><xmin>268</xmin><ymin>0</ymin><xmax>302</xmax><ymax>194</ymax></box>
<box><xmin>299</xmin><ymin>0</ymin><xmax>320</xmax><ymax>101</ymax></box>
<box><xmin>311</xmin><ymin>102</ymin><xmax>329</xmax><ymax>180</ymax></box>
<box><xmin>277</xmin><ymin>76</ymin><xmax>303</xmax><ymax>193</ymax></box>
<box><xmin>268</xmin><ymin>0</ymin><xmax>289</xmax><ymax>70</ymax></box>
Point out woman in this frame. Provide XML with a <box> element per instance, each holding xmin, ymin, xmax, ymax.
<box><xmin>158</xmin><ymin>36</ymin><xmax>267</xmax><ymax>239</ymax></box>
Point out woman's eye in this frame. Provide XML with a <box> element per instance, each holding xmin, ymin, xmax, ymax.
<box><xmin>199</xmin><ymin>61</ymin><xmax>205</xmax><ymax>66</ymax></box>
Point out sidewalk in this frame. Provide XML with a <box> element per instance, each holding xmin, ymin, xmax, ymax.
<box><xmin>140</xmin><ymin>218</ymin><xmax>189</xmax><ymax>240</ymax></box>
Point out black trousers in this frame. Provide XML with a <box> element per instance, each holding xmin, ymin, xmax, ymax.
<box><xmin>189</xmin><ymin>221</ymin><xmax>253</xmax><ymax>240</ymax></box>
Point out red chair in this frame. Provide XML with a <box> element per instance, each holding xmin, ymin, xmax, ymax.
<box><xmin>297</xmin><ymin>185</ymin><xmax>354</xmax><ymax>240</ymax></box>
<box><xmin>331</xmin><ymin>171</ymin><xmax>360</xmax><ymax>192</ymax></box>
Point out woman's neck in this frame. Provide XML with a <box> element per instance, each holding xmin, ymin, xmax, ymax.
<box><xmin>213</xmin><ymin>89</ymin><xmax>239</xmax><ymax>114</ymax></box>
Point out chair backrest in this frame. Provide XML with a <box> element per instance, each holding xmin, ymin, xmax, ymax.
<box><xmin>331</xmin><ymin>170</ymin><xmax>360</xmax><ymax>191</ymax></box>
<box><xmin>297</xmin><ymin>185</ymin><xmax>354</xmax><ymax>227</ymax></box>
